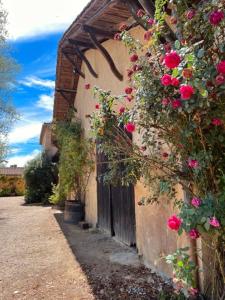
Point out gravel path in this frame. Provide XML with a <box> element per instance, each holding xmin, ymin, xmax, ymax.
<box><xmin>0</xmin><ymin>197</ymin><xmax>94</xmax><ymax>300</ymax></box>
<box><xmin>0</xmin><ymin>197</ymin><xmax>173</xmax><ymax>300</ymax></box>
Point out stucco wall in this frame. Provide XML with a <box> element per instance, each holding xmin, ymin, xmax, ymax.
<box><xmin>73</xmin><ymin>26</ymin><xmax>190</xmax><ymax>277</ymax></box>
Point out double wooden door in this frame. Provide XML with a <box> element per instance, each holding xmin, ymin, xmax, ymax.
<box><xmin>96</xmin><ymin>151</ymin><xmax>136</xmax><ymax>246</ymax></box>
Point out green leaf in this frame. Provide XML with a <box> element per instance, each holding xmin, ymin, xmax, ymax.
<box><xmin>172</xmin><ymin>68</ymin><xmax>179</xmax><ymax>78</ymax></box>
<box><xmin>200</xmin><ymin>89</ymin><xmax>208</xmax><ymax>98</ymax></box>
<box><xmin>177</xmin><ymin>260</ymin><xmax>184</xmax><ymax>267</ymax></box>
<box><xmin>204</xmin><ymin>221</ymin><xmax>210</xmax><ymax>231</ymax></box>
<box><xmin>175</xmin><ymin>40</ymin><xmax>181</xmax><ymax>50</ymax></box>
<box><xmin>201</xmin><ymin>217</ymin><xmax>207</xmax><ymax>223</ymax></box>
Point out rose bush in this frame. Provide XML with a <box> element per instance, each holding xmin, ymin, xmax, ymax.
<box><xmin>91</xmin><ymin>0</ymin><xmax>225</xmax><ymax>298</ymax></box>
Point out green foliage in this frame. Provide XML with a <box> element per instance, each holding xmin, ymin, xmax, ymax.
<box><xmin>24</xmin><ymin>152</ymin><xmax>57</xmax><ymax>204</ymax></box>
<box><xmin>51</xmin><ymin>116</ymin><xmax>94</xmax><ymax>205</ymax></box>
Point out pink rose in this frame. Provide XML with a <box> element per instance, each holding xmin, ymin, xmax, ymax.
<box><xmin>130</xmin><ymin>54</ymin><xmax>139</xmax><ymax>62</ymax></box>
<box><xmin>171</xmin><ymin>77</ymin><xmax>180</xmax><ymax>87</ymax></box>
<box><xmin>217</xmin><ymin>61</ymin><xmax>225</xmax><ymax>74</ymax></box>
<box><xmin>125</xmin><ymin>122</ymin><xmax>135</xmax><ymax>133</ymax></box>
<box><xmin>191</xmin><ymin>197</ymin><xmax>201</xmax><ymax>208</ymax></box>
<box><xmin>133</xmin><ymin>65</ymin><xmax>142</xmax><ymax>72</ymax></box>
<box><xmin>162</xmin><ymin>98</ymin><xmax>170</xmax><ymax>106</ymax></box>
<box><xmin>172</xmin><ymin>99</ymin><xmax>182</xmax><ymax>109</ymax></box>
<box><xmin>125</xmin><ymin>87</ymin><xmax>133</xmax><ymax>94</ymax></box>
<box><xmin>119</xmin><ymin>23</ymin><xmax>127</xmax><ymax>31</ymax></box>
<box><xmin>167</xmin><ymin>215</ymin><xmax>182</xmax><ymax>231</ymax></box>
<box><xmin>209</xmin><ymin>217</ymin><xmax>220</xmax><ymax>228</ymax></box>
<box><xmin>209</xmin><ymin>10</ymin><xmax>224</xmax><ymax>26</ymax></box>
<box><xmin>179</xmin><ymin>85</ymin><xmax>194</xmax><ymax>100</ymax></box>
<box><xmin>188</xmin><ymin>159</ymin><xmax>199</xmax><ymax>169</ymax></box>
<box><xmin>161</xmin><ymin>74</ymin><xmax>172</xmax><ymax>86</ymax></box>
<box><xmin>189</xmin><ymin>229</ymin><xmax>200</xmax><ymax>239</ymax></box>
<box><xmin>215</xmin><ymin>74</ymin><xmax>225</xmax><ymax>85</ymax></box>
<box><xmin>137</xmin><ymin>9</ymin><xmax>145</xmax><ymax>18</ymax></box>
<box><xmin>188</xmin><ymin>287</ymin><xmax>198</xmax><ymax>296</ymax></box>
<box><xmin>85</xmin><ymin>83</ymin><xmax>90</xmax><ymax>90</ymax></box>
<box><xmin>186</xmin><ymin>9</ymin><xmax>196</xmax><ymax>20</ymax></box>
<box><xmin>164</xmin><ymin>51</ymin><xmax>181</xmax><ymax>69</ymax></box>
<box><xmin>127</xmin><ymin>69</ymin><xmax>133</xmax><ymax>78</ymax></box>
<box><xmin>95</xmin><ymin>104</ymin><xmax>100</xmax><ymax>109</ymax></box>
<box><xmin>212</xmin><ymin>118</ymin><xmax>223</xmax><ymax>126</ymax></box>
<box><xmin>119</xmin><ymin>106</ymin><xmax>125</xmax><ymax>114</ymax></box>
<box><xmin>114</xmin><ymin>33</ymin><xmax>121</xmax><ymax>41</ymax></box>
<box><xmin>125</xmin><ymin>95</ymin><xmax>134</xmax><ymax>102</ymax></box>
<box><xmin>147</xmin><ymin>18</ymin><xmax>155</xmax><ymax>26</ymax></box>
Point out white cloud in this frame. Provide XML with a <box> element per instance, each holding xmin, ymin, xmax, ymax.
<box><xmin>7</xmin><ymin>149</ymin><xmax>40</xmax><ymax>167</ymax></box>
<box><xmin>37</xmin><ymin>93</ymin><xmax>54</xmax><ymax>111</ymax></box>
<box><xmin>19</xmin><ymin>76</ymin><xmax>55</xmax><ymax>89</ymax></box>
<box><xmin>8</xmin><ymin>122</ymin><xmax>43</xmax><ymax>144</ymax></box>
<box><xmin>3</xmin><ymin>0</ymin><xmax>90</xmax><ymax>39</ymax></box>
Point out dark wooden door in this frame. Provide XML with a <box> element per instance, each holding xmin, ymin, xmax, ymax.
<box><xmin>96</xmin><ymin>149</ymin><xmax>136</xmax><ymax>246</ymax></box>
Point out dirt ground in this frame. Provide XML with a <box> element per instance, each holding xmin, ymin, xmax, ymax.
<box><xmin>0</xmin><ymin>197</ymin><xmax>173</xmax><ymax>300</ymax></box>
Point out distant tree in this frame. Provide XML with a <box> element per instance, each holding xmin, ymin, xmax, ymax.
<box><xmin>0</xmin><ymin>0</ymin><xmax>18</xmax><ymax>163</ymax></box>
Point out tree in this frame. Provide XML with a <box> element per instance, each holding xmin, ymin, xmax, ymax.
<box><xmin>0</xmin><ymin>0</ymin><xmax>18</xmax><ymax>163</ymax></box>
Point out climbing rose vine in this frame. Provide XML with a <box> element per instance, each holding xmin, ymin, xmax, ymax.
<box><xmin>91</xmin><ymin>0</ymin><xmax>225</xmax><ymax>298</ymax></box>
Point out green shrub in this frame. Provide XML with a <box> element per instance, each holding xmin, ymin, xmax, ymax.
<box><xmin>24</xmin><ymin>152</ymin><xmax>57</xmax><ymax>204</ymax></box>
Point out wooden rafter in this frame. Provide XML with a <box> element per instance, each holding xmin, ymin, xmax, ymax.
<box><xmin>123</xmin><ymin>0</ymin><xmax>148</xmax><ymax>30</ymax></box>
<box><xmin>137</xmin><ymin>0</ymin><xmax>155</xmax><ymax>17</ymax></box>
<box><xmin>82</xmin><ymin>25</ymin><xmax>116</xmax><ymax>39</ymax></box>
<box><xmin>73</xmin><ymin>46</ymin><xmax>98</xmax><ymax>78</ymax></box>
<box><xmin>83</xmin><ymin>25</ymin><xmax>123</xmax><ymax>81</ymax></box>
<box><xmin>56</xmin><ymin>88</ymin><xmax>76</xmax><ymax>106</ymax></box>
<box><xmin>62</xmin><ymin>50</ymin><xmax>85</xmax><ymax>79</ymax></box>
<box><xmin>68</xmin><ymin>39</ymin><xmax>96</xmax><ymax>49</ymax></box>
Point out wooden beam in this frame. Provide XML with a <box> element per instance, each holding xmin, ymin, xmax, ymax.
<box><xmin>56</xmin><ymin>88</ymin><xmax>76</xmax><ymax>93</ymax></box>
<box><xmin>62</xmin><ymin>50</ymin><xmax>85</xmax><ymax>79</ymax></box>
<box><xmin>73</xmin><ymin>46</ymin><xmax>98</xmax><ymax>78</ymax></box>
<box><xmin>83</xmin><ymin>25</ymin><xmax>123</xmax><ymax>81</ymax></box>
<box><xmin>137</xmin><ymin>0</ymin><xmax>155</xmax><ymax>17</ymax></box>
<box><xmin>82</xmin><ymin>25</ymin><xmax>116</xmax><ymax>39</ymax></box>
<box><xmin>68</xmin><ymin>39</ymin><xmax>96</xmax><ymax>49</ymax></box>
<box><xmin>123</xmin><ymin>0</ymin><xmax>148</xmax><ymax>30</ymax></box>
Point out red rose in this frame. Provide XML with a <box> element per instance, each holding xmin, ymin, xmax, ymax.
<box><xmin>172</xmin><ymin>99</ymin><xmax>182</xmax><ymax>109</ymax></box>
<box><xmin>164</xmin><ymin>51</ymin><xmax>181</xmax><ymax>69</ymax></box>
<box><xmin>179</xmin><ymin>85</ymin><xmax>194</xmax><ymax>100</ymax></box>
<box><xmin>171</xmin><ymin>77</ymin><xmax>180</xmax><ymax>87</ymax></box>
<box><xmin>125</xmin><ymin>122</ymin><xmax>135</xmax><ymax>133</ymax></box>
<box><xmin>189</xmin><ymin>229</ymin><xmax>200</xmax><ymax>239</ymax></box>
<box><xmin>161</xmin><ymin>74</ymin><xmax>172</xmax><ymax>86</ymax></box>
<box><xmin>95</xmin><ymin>104</ymin><xmax>100</xmax><ymax>109</ymax></box>
<box><xmin>209</xmin><ymin>10</ymin><xmax>224</xmax><ymax>26</ymax></box>
<box><xmin>137</xmin><ymin>9</ymin><xmax>145</xmax><ymax>18</ymax></box>
<box><xmin>186</xmin><ymin>9</ymin><xmax>196</xmax><ymax>20</ymax></box>
<box><xmin>144</xmin><ymin>30</ymin><xmax>153</xmax><ymax>41</ymax></box>
<box><xmin>162</xmin><ymin>152</ymin><xmax>169</xmax><ymax>158</ymax></box>
<box><xmin>215</xmin><ymin>74</ymin><xmax>225</xmax><ymax>85</ymax></box>
<box><xmin>119</xmin><ymin>106</ymin><xmax>125</xmax><ymax>114</ymax></box>
<box><xmin>85</xmin><ymin>83</ymin><xmax>90</xmax><ymax>90</ymax></box>
<box><xmin>212</xmin><ymin>118</ymin><xmax>223</xmax><ymax>126</ymax></box>
<box><xmin>130</xmin><ymin>54</ymin><xmax>139</xmax><ymax>62</ymax></box>
<box><xmin>119</xmin><ymin>23</ymin><xmax>127</xmax><ymax>31</ymax></box>
<box><xmin>168</xmin><ymin>215</ymin><xmax>182</xmax><ymax>231</ymax></box>
<box><xmin>127</xmin><ymin>69</ymin><xmax>133</xmax><ymax>78</ymax></box>
<box><xmin>114</xmin><ymin>33</ymin><xmax>121</xmax><ymax>41</ymax></box>
<box><xmin>125</xmin><ymin>87</ymin><xmax>133</xmax><ymax>94</ymax></box>
<box><xmin>217</xmin><ymin>61</ymin><xmax>225</xmax><ymax>74</ymax></box>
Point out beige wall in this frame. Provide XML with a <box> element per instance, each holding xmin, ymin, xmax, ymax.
<box><xmin>73</xmin><ymin>26</ymin><xmax>190</xmax><ymax>277</ymax></box>
<box><xmin>41</xmin><ymin>126</ymin><xmax>58</xmax><ymax>159</ymax></box>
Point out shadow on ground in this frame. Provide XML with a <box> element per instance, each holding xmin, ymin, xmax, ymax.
<box><xmin>54</xmin><ymin>212</ymin><xmax>173</xmax><ymax>300</ymax></box>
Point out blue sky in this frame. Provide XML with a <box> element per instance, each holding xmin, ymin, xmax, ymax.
<box><xmin>3</xmin><ymin>0</ymin><xmax>90</xmax><ymax>166</ymax></box>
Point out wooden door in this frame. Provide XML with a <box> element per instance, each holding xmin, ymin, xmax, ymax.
<box><xmin>96</xmin><ymin>149</ymin><xmax>136</xmax><ymax>246</ymax></box>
